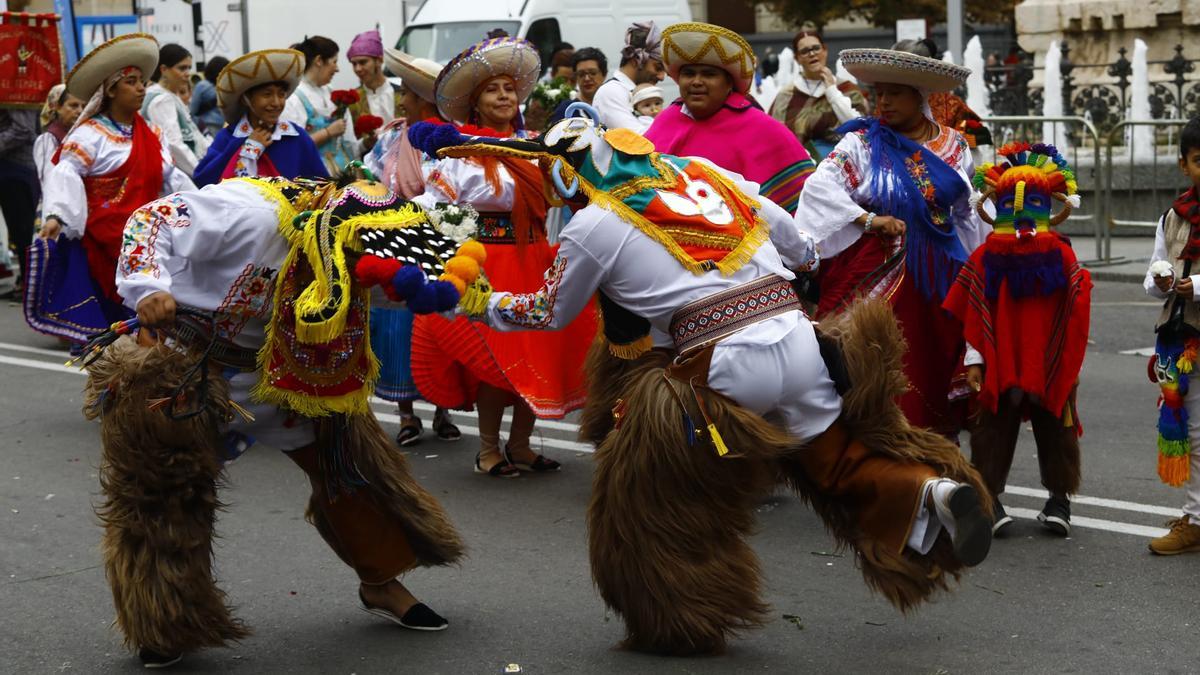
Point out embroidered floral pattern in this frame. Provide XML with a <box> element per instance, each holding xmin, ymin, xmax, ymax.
<box><xmin>215</xmin><ymin>264</ymin><xmax>278</xmax><ymax>338</ymax></box>
<box><xmin>827</xmin><ymin>149</ymin><xmax>861</xmax><ymax>190</ymax></box>
<box><xmin>495</xmin><ymin>256</ymin><xmax>567</xmax><ymax>328</ymax></box>
<box><xmin>60</xmin><ymin>142</ymin><xmax>94</xmax><ymax>168</ymax></box>
<box><xmin>119</xmin><ymin>194</ymin><xmax>193</xmax><ymax>279</ymax></box>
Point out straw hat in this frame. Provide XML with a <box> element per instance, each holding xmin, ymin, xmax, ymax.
<box><xmin>65</xmin><ymin>33</ymin><xmax>159</xmax><ymax>100</ymax></box>
<box><xmin>216</xmin><ymin>49</ymin><xmax>304</xmax><ymax>123</ymax></box>
<box><xmin>383</xmin><ymin>48</ymin><xmax>441</xmax><ymax>104</ymax></box>
<box><xmin>661</xmin><ymin>22</ymin><xmax>756</xmax><ymax>94</ymax></box>
<box><xmin>434</xmin><ymin>37</ymin><xmax>541</xmax><ymax>125</ymax></box>
<box><xmin>839</xmin><ymin>48</ymin><xmax>969</xmax><ymax>93</ymax></box>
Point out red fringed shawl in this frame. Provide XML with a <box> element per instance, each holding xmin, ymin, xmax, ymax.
<box><xmin>943</xmin><ymin>232</ymin><xmax>1092</xmax><ymax>417</ymax></box>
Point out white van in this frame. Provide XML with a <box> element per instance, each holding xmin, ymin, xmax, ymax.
<box><xmin>397</xmin><ymin>0</ymin><xmax>691</xmax><ymax>81</ymax></box>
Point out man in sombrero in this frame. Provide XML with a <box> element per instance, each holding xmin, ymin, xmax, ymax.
<box><xmin>91</xmin><ymin>174</ymin><xmax>467</xmax><ymax>668</ymax></box>
<box><xmin>408</xmin><ymin>107</ymin><xmax>996</xmax><ymax>655</ymax></box>
<box><xmin>645</xmin><ymin>22</ymin><xmax>815</xmax><ymax>215</ymax></box>
<box><xmin>27</xmin><ymin>34</ymin><xmax>195</xmax><ymax>345</ymax></box>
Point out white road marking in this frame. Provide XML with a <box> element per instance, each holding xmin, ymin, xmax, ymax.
<box><xmin>1092</xmin><ymin>302</ymin><xmax>1162</xmax><ymax>307</ymax></box>
<box><xmin>1119</xmin><ymin>347</ymin><xmax>1156</xmax><ymax>356</ymax></box>
<box><xmin>0</xmin><ymin>346</ymin><xmax>1181</xmax><ymax>535</ymax></box>
<box><xmin>1004</xmin><ymin>485</ymin><xmax>1180</xmax><ymax>517</ymax></box>
<box><xmin>1006</xmin><ymin>506</ymin><xmax>1168</xmax><ymax>538</ymax></box>
<box><xmin>0</xmin><ymin>341</ymin><xmax>72</xmax><ymax>358</ymax></box>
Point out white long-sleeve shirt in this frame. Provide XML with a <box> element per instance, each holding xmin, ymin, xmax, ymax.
<box><xmin>283</xmin><ymin>77</ymin><xmax>362</xmax><ymax>158</ymax></box>
<box><xmin>116</xmin><ymin>179</ymin><xmax>290</xmax><ymax>346</ymax></box>
<box><xmin>794</xmin><ymin>124</ymin><xmax>990</xmax><ymax>260</ymax></box>
<box><xmin>143</xmin><ymin>83</ymin><xmax>210</xmax><ymax>176</ymax></box>
<box><xmin>593</xmin><ymin>70</ymin><xmax>650</xmax><ymax>134</ymax></box>
<box><xmin>32</xmin><ymin>131</ymin><xmax>58</xmax><ymax>185</ymax></box>
<box><xmin>41</xmin><ymin>116</ymin><xmax>195</xmax><ymax>238</ymax></box>
<box><xmin>1144</xmin><ymin>213</ymin><xmax>1200</xmax><ymax>299</ymax></box>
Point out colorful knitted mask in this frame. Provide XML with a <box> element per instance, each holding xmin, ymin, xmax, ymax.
<box><xmin>972</xmin><ymin>143</ymin><xmax>1081</xmax><ymax>299</ymax></box>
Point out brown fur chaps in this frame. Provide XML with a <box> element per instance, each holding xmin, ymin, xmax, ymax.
<box><xmin>585</xmin><ymin>301</ymin><xmax>990</xmax><ymax>655</ymax></box>
<box><xmin>85</xmin><ymin>337</ymin><xmax>249</xmax><ymax>654</ymax></box>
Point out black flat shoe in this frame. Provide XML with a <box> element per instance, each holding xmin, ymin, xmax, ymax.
<box><xmin>992</xmin><ymin>499</ymin><xmax>1014</xmax><ymax>537</ymax></box>
<box><xmin>947</xmin><ymin>484</ymin><xmax>993</xmax><ymax>567</ymax></box>
<box><xmin>505</xmin><ymin>444</ymin><xmax>562</xmax><ymax>473</ymax></box>
<box><xmin>139</xmin><ymin>648</ymin><xmax>182</xmax><ymax>669</ymax></box>
<box><xmin>474</xmin><ymin>451</ymin><xmax>519</xmax><ymax>478</ymax></box>
<box><xmin>396</xmin><ymin>415</ymin><xmax>423</xmax><ymax>447</ymax></box>
<box><xmin>359</xmin><ymin>590</ymin><xmax>449</xmax><ymax>631</ymax></box>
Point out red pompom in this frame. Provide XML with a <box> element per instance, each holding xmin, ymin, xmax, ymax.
<box><xmin>354</xmin><ymin>254</ymin><xmax>402</xmax><ymax>288</ymax></box>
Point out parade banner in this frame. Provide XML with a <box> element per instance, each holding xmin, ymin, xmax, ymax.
<box><xmin>0</xmin><ymin>12</ymin><xmax>64</xmax><ymax>108</ymax></box>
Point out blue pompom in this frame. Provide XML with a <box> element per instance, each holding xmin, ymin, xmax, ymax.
<box><xmin>391</xmin><ymin>265</ymin><xmax>426</xmax><ymax>301</ymax></box>
<box><xmin>431</xmin><ymin>280</ymin><xmax>461</xmax><ymax>311</ymax></box>
<box><xmin>407</xmin><ymin>121</ymin><xmax>466</xmax><ymax>156</ymax></box>
<box><xmin>407</xmin><ymin>283</ymin><xmax>442</xmax><ymax>314</ymax></box>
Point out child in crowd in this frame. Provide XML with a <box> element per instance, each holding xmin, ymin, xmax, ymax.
<box><xmin>631</xmin><ymin>83</ymin><xmax>663</xmax><ymax>123</ymax></box>
<box><xmin>944</xmin><ymin>143</ymin><xmax>1091</xmax><ymax>538</ymax></box>
<box><xmin>1144</xmin><ymin>116</ymin><xmax>1200</xmax><ymax>555</ymax></box>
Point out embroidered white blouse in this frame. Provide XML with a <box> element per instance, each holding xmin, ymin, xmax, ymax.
<box><xmin>143</xmin><ymin>83</ymin><xmax>211</xmax><ymax>176</ymax></box>
<box><xmin>411</xmin><ymin>154</ymin><xmax>520</xmax><ymax>213</ymax></box>
<box><xmin>116</xmin><ymin>179</ymin><xmax>290</xmax><ymax>347</ymax></box>
<box><xmin>227</xmin><ymin>116</ymin><xmax>301</xmax><ymax>178</ymax></box>
<box><xmin>794</xmin><ymin>125</ymin><xmax>990</xmax><ymax>260</ymax></box>
<box><xmin>41</xmin><ymin>116</ymin><xmax>196</xmax><ymax>238</ymax></box>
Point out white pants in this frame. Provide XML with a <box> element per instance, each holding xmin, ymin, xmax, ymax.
<box><xmin>706</xmin><ymin>315</ymin><xmax>843</xmax><ymax>443</ymax></box>
<box><xmin>1183</xmin><ymin>394</ymin><xmax>1200</xmax><ymax>524</ymax></box>
<box><xmin>221</xmin><ymin>371</ymin><xmax>315</xmax><ymax>458</ymax></box>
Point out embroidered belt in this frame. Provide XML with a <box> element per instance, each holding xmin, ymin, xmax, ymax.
<box><xmin>172</xmin><ymin>313</ymin><xmax>259</xmax><ymax>372</ymax></box>
<box><xmin>669</xmin><ymin>274</ymin><xmax>801</xmax><ymax>355</ymax></box>
<box><xmin>475</xmin><ymin>212</ymin><xmax>515</xmax><ymax>243</ymax></box>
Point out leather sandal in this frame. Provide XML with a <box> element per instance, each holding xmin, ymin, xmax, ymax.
<box><xmin>504</xmin><ymin>442</ymin><xmax>562</xmax><ymax>473</ymax></box>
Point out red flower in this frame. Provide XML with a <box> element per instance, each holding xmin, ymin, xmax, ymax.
<box><xmin>331</xmin><ymin>89</ymin><xmax>360</xmax><ymax>106</ymax></box>
<box><xmin>354</xmin><ymin>114</ymin><xmax>384</xmax><ymax>138</ymax></box>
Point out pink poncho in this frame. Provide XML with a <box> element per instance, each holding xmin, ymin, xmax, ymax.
<box><xmin>644</xmin><ymin>92</ymin><xmax>815</xmax><ymax>213</ymax></box>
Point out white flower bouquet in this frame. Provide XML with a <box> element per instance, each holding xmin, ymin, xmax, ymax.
<box><xmin>427</xmin><ymin>202</ymin><xmax>480</xmax><ymax>245</ymax></box>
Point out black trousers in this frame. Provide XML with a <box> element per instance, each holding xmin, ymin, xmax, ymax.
<box><xmin>0</xmin><ymin>175</ymin><xmax>37</xmax><ymax>268</ymax></box>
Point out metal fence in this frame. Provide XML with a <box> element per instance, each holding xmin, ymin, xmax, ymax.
<box><xmin>983</xmin><ymin>42</ymin><xmax>1200</xmax><ymax>129</ymax></box>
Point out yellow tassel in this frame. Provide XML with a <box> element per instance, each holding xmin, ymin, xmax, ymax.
<box><xmin>458</xmin><ymin>278</ymin><xmax>493</xmax><ymax>317</ymax></box>
<box><xmin>227</xmin><ymin>398</ymin><xmax>256</xmax><ymax>422</ymax></box>
<box><xmin>607</xmin><ymin>334</ymin><xmax>654</xmax><ymax>360</ymax></box>
<box><xmin>707</xmin><ymin>423</ymin><xmax>730</xmax><ymax>456</ymax></box>
<box><xmin>1062</xmin><ymin>403</ymin><xmax>1074</xmax><ymax>428</ymax></box>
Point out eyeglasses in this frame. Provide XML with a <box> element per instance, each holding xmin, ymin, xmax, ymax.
<box><xmin>797</xmin><ymin>45</ymin><xmax>823</xmax><ymax>57</ymax></box>
<box><xmin>575</xmin><ymin>69</ymin><xmax>603</xmax><ymax>79</ymax></box>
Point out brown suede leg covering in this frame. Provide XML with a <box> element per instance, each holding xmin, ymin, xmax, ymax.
<box><xmin>286</xmin><ymin>443</ymin><xmax>417</xmax><ymax>584</ymax></box>
<box><xmin>790</xmin><ymin>421</ymin><xmax>936</xmax><ymax>554</ymax></box>
<box><xmin>969</xmin><ymin>397</ymin><xmax>1023</xmax><ymax>498</ymax></box>
<box><xmin>1030</xmin><ymin>397</ymin><xmax>1082</xmax><ymax>496</ymax></box>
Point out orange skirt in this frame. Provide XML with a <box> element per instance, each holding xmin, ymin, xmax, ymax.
<box><xmin>411</xmin><ymin>239</ymin><xmax>597</xmax><ymax>419</ymax></box>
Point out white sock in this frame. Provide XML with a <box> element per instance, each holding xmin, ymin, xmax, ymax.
<box><xmin>928</xmin><ymin>478</ymin><xmax>960</xmax><ymax>540</ymax></box>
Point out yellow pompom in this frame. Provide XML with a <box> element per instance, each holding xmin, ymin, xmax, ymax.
<box><xmin>439</xmin><ymin>273</ymin><xmax>467</xmax><ymax>295</ymax></box>
<box><xmin>444</xmin><ymin>255</ymin><xmax>480</xmax><ymax>283</ymax></box>
<box><xmin>457</xmin><ymin>240</ymin><xmax>487</xmax><ymax>265</ymax></box>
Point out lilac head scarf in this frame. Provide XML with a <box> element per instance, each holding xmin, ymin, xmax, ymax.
<box><xmin>347</xmin><ymin>30</ymin><xmax>383</xmax><ymax>60</ymax></box>
<box><xmin>622</xmin><ymin>21</ymin><xmax>663</xmax><ymax>66</ymax></box>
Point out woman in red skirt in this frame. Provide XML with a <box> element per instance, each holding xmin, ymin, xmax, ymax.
<box><xmin>410</xmin><ymin>36</ymin><xmax>597</xmax><ymax>476</ymax></box>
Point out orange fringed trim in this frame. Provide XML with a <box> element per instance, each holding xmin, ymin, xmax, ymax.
<box><xmin>1159</xmin><ymin>453</ymin><xmax>1191</xmax><ymax>488</ymax></box>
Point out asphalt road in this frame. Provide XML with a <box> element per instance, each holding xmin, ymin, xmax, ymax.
<box><xmin>2</xmin><ymin>280</ymin><xmax>1199</xmax><ymax>674</ymax></box>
